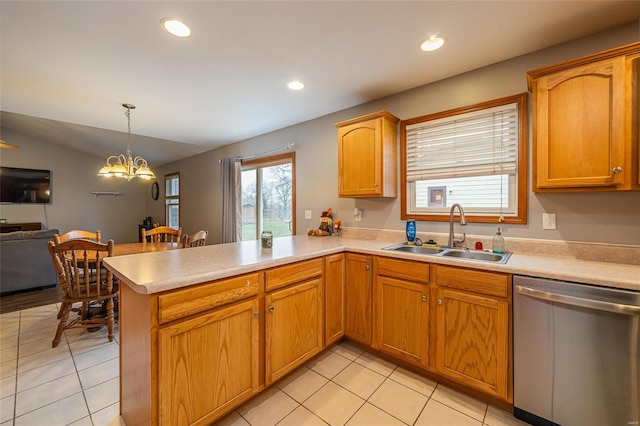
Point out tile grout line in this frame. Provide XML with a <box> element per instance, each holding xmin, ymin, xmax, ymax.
<box><xmin>67</xmin><ymin>326</ymin><xmax>96</xmax><ymax>426</ymax></box>
<box><xmin>10</xmin><ymin>309</ymin><xmax>23</xmax><ymax>426</ymax></box>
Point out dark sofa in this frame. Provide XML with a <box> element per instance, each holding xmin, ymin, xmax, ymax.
<box><xmin>0</xmin><ymin>229</ymin><xmax>59</xmax><ymax>295</ymax></box>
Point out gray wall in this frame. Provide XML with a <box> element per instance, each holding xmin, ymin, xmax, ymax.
<box><xmin>0</xmin><ymin>129</ymin><xmax>148</xmax><ymax>243</ymax></box>
<box><xmin>3</xmin><ymin>23</ymin><xmax>637</xmax><ymax>247</ymax></box>
<box><xmin>149</xmin><ymin>22</ymin><xmax>640</xmax><ymax>246</ymax></box>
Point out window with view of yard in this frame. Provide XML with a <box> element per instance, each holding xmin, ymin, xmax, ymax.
<box><xmin>401</xmin><ymin>93</ymin><xmax>528</xmax><ymax>224</ymax></box>
<box><xmin>240</xmin><ymin>153</ymin><xmax>295</xmax><ymax>241</ymax></box>
<box><xmin>165</xmin><ymin>173</ymin><xmax>179</xmax><ymax>229</ymax></box>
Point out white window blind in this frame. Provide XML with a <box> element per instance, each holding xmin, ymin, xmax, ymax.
<box><xmin>165</xmin><ymin>175</ymin><xmax>179</xmax><ymax>197</ymax></box>
<box><xmin>165</xmin><ymin>174</ymin><xmax>179</xmax><ymax>229</ymax></box>
<box><xmin>405</xmin><ymin>103</ymin><xmax>518</xmax><ymax>182</ymax></box>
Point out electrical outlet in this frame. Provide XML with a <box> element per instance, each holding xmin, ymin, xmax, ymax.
<box><xmin>354</xmin><ymin>208</ymin><xmax>362</xmax><ymax>222</ymax></box>
<box><xmin>542</xmin><ymin>213</ymin><xmax>557</xmax><ymax>230</ymax></box>
<box><xmin>304</xmin><ymin>210</ymin><xmax>312</xmax><ymax>219</ymax></box>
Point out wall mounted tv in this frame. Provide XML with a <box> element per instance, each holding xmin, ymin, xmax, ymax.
<box><xmin>0</xmin><ymin>167</ymin><xmax>51</xmax><ymax>204</ymax></box>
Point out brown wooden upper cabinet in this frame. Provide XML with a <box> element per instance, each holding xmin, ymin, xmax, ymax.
<box><xmin>335</xmin><ymin>111</ymin><xmax>400</xmax><ymax>197</ymax></box>
<box><xmin>527</xmin><ymin>42</ymin><xmax>640</xmax><ymax>192</ymax></box>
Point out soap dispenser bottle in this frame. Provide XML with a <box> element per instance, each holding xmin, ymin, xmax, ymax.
<box><xmin>492</xmin><ymin>227</ymin><xmax>505</xmax><ymax>254</ymax></box>
<box><xmin>406</xmin><ymin>220</ymin><xmax>416</xmax><ymax>244</ymax></box>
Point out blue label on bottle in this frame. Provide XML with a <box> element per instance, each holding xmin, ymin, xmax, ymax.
<box><xmin>406</xmin><ymin>220</ymin><xmax>416</xmax><ymax>242</ymax></box>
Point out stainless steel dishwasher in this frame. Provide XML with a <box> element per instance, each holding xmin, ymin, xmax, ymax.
<box><xmin>513</xmin><ymin>275</ymin><xmax>640</xmax><ymax>426</ymax></box>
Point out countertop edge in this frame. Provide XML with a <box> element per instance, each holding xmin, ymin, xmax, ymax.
<box><xmin>103</xmin><ymin>236</ymin><xmax>640</xmax><ymax>295</ymax></box>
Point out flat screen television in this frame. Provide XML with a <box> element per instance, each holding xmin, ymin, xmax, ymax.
<box><xmin>0</xmin><ymin>167</ymin><xmax>51</xmax><ymax>204</ymax></box>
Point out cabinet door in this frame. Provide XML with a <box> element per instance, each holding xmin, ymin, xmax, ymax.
<box><xmin>534</xmin><ymin>57</ymin><xmax>626</xmax><ymax>189</ymax></box>
<box><xmin>338</xmin><ymin>117</ymin><xmax>382</xmax><ymax>196</ymax></box>
<box><xmin>374</xmin><ymin>276</ymin><xmax>428</xmax><ymax>367</ymax></box>
<box><xmin>435</xmin><ymin>288</ymin><xmax>509</xmax><ymax>401</ymax></box>
<box><xmin>324</xmin><ymin>253</ymin><xmax>345</xmax><ymax>346</ymax></box>
<box><xmin>344</xmin><ymin>253</ymin><xmax>372</xmax><ymax>345</ymax></box>
<box><xmin>265</xmin><ymin>278</ymin><xmax>323</xmax><ymax>385</ymax></box>
<box><xmin>158</xmin><ymin>298</ymin><xmax>259</xmax><ymax>426</ymax></box>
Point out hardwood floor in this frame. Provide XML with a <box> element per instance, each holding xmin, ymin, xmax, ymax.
<box><xmin>0</xmin><ymin>285</ymin><xmax>63</xmax><ymax>314</ymax></box>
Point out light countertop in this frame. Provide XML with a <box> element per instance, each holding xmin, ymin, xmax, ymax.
<box><xmin>103</xmin><ymin>235</ymin><xmax>640</xmax><ymax>295</ymax></box>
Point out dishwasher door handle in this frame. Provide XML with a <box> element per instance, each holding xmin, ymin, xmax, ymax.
<box><xmin>515</xmin><ymin>285</ymin><xmax>640</xmax><ymax>315</ymax></box>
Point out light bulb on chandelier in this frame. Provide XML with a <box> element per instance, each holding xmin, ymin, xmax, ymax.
<box><xmin>98</xmin><ymin>103</ymin><xmax>155</xmax><ymax>181</ymax></box>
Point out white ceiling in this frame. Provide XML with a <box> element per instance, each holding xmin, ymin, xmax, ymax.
<box><xmin>1</xmin><ymin>1</ymin><xmax>638</xmax><ymax>166</ymax></box>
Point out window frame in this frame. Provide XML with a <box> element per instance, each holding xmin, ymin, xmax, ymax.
<box><xmin>240</xmin><ymin>152</ymin><xmax>296</xmax><ymax>240</ymax></box>
<box><xmin>164</xmin><ymin>172</ymin><xmax>180</xmax><ymax>229</ymax></box>
<box><xmin>400</xmin><ymin>93</ymin><xmax>528</xmax><ymax>224</ymax></box>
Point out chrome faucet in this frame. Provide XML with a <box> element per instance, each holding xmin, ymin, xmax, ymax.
<box><xmin>448</xmin><ymin>203</ymin><xmax>467</xmax><ymax>248</ymax></box>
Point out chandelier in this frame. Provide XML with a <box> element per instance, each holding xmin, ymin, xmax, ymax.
<box><xmin>98</xmin><ymin>103</ymin><xmax>155</xmax><ymax>181</ymax></box>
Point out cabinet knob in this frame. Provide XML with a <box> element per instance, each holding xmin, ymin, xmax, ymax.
<box><xmin>268</xmin><ymin>306</ymin><xmax>275</xmax><ymax>312</ymax></box>
<box><xmin>365</xmin><ymin>264</ymin><xmax>370</xmax><ymax>270</ymax></box>
<box><xmin>421</xmin><ymin>295</ymin><xmax>427</xmax><ymax>302</ymax></box>
<box><xmin>613</xmin><ymin>166</ymin><xmax>622</xmax><ymax>174</ymax></box>
<box><xmin>437</xmin><ymin>299</ymin><xmax>443</xmax><ymax>305</ymax></box>
<box><xmin>374</xmin><ymin>183</ymin><xmax>379</xmax><ymax>187</ymax></box>
<box><xmin>254</xmin><ymin>311</ymin><xmax>260</xmax><ymax>317</ymax></box>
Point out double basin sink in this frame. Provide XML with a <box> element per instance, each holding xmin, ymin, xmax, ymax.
<box><xmin>383</xmin><ymin>243</ymin><xmax>511</xmax><ymax>264</ymax></box>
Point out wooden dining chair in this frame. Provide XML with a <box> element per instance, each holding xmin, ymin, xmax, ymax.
<box><xmin>53</xmin><ymin>230</ymin><xmax>102</xmax><ymax>319</ymax></box>
<box><xmin>55</xmin><ymin>229</ymin><xmax>101</xmax><ymax>244</ymax></box>
<box><xmin>181</xmin><ymin>230</ymin><xmax>208</xmax><ymax>248</ymax></box>
<box><xmin>141</xmin><ymin>226</ymin><xmax>182</xmax><ymax>243</ymax></box>
<box><xmin>48</xmin><ymin>239</ymin><xmax>118</xmax><ymax>347</ymax></box>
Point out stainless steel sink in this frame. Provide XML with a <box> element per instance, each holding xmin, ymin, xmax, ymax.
<box><xmin>440</xmin><ymin>249</ymin><xmax>511</xmax><ymax>263</ymax></box>
<box><xmin>382</xmin><ymin>243</ymin><xmax>511</xmax><ymax>264</ymax></box>
<box><xmin>382</xmin><ymin>243</ymin><xmax>445</xmax><ymax>255</ymax></box>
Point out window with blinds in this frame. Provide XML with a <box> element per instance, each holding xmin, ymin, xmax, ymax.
<box><xmin>165</xmin><ymin>173</ymin><xmax>180</xmax><ymax>229</ymax></box>
<box><xmin>401</xmin><ymin>93</ymin><xmax>528</xmax><ymax>223</ymax></box>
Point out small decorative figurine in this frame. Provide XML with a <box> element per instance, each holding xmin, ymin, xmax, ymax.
<box><xmin>307</xmin><ymin>208</ymin><xmax>334</xmax><ymax>236</ymax></box>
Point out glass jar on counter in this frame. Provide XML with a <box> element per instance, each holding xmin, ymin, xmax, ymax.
<box><xmin>261</xmin><ymin>231</ymin><xmax>273</xmax><ymax>249</ymax></box>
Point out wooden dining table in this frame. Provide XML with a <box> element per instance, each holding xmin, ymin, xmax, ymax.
<box><xmin>67</xmin><ymin>242</ymin><xmax>179</xmax><ymax>264</ymax></box>
<box><xmin>112</xmin><ymin>241</ymin><xmax>179</xmax><ymax>257</ymax></box>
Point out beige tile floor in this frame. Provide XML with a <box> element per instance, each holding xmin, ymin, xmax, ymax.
<box><xmin>1</xmin><ymin>303</ymin><xmax>122</xmax><ymax>426</ymax></box>
<box><xmin>1</xmin><ymin>303</ymin><xmax>529</xmax><ymax>426</ymax></box>
<box><xmin>218</xmin><ymin>344</ymin><xmax>529</xmax><ymax>426</ymax></box>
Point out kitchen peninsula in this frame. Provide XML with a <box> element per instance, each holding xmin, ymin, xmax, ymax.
<box><xmin>104</xmin><ymin>234</ymin><xmax>639</xmax><ymax>426</ymax></box>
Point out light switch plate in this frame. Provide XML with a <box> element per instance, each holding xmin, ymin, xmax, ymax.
<box><xmin>305</xmin><ymin>210</ymin><xmax>312</xmax><ymax>219</ymax></box>
<box><xmin>542</xmin><ymin>213</ymin><xmax>557</xmax><ymax>230</ymax></box>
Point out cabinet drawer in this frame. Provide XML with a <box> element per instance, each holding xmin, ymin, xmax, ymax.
<box><xmin>265</xmin><ymin>258</ymin><xmax>323</xmax><ymax>291</ymax></box>
<box><xmin>158</xmin><ymin>273</ymin><xmax>260</xmax><ymax>324</ymax></box>
<box><xmin>376</xmin><ymin>257</ymin><xmax>429</xmax><ymax>283</ymax></box>
<box><xmin>434</xmin><ymin>266</ymin><xmax>508</xmax><ymax>298</ymax></box>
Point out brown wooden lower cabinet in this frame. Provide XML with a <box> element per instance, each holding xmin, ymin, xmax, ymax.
<box><xmin>324</xmin><ymin>254</ymin><xmax>345</xmax><ymax>346</ymax></box>
<box><xmin>118</xmin><ymin>255</ymin><xmax>512</xmax><ymax>426</ymax></box>
<box><xmin>372</xmin><ymin>259</ymin><xmax>512</xmax><ymax>404</ymax></box>
<box><xmin>433</xmin><ymin>265</ymin><xmax>512</xmax><ymax>403</ymax></box>
<box><xmin>344</xmin><ymin>253</ymin><xmax>372</xmax><ymax>345</ymax></box>
<box><xmin>158</xmin><ymin>298</ymin><xmax>260</xmax><ymax>425</ymax></box>
<box><xmin>374</xmin><ymin>257</ymin><xmax>429</xmax><ymax>368</ymax></box>
<box><xmin>435</xmin><ymin>288</ymin><xmax>509</xmax><ymax>400</ymax></box>
<box><xmin>119</xmin><ymin>272</ymin><xmax>261</xmax><ymax>426</ymax></box>
<box><xmin>265</xmin><ymin>277</ymin><xmax>323</xmax><ymax>385</ymax></box>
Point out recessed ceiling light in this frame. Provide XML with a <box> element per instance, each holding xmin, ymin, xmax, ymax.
<box><xmin>420</xmin><ymin>35</ymin><xmax>446</xmax><ymax>52</ymax></box>
<box><xmin>286</xmin><ymin>81</ymin><xmax>305</xmax><ymax>91</ymax></box>
<box><xmin>161</xmin><ymin>18</ymin><xmax>191</xmax><ymax>38</ymax></box>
